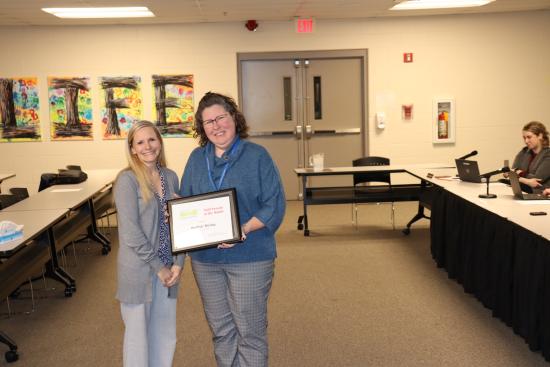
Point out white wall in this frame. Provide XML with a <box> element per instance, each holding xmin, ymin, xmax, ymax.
<box><xmin>1</xmin><ymin>10</ymin><xmax>549</xmax><ymax>192</ymax></box>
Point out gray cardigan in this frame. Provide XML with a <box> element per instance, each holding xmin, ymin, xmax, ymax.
<box><xmin>114</xmin><ymin>168</ymin><xmax>185</xmax><ymax>304</ymax></box>
<box><xmin>512</xmin><ymin>146</ymin><xmax>550</xmax><ymax>191</ymax></box>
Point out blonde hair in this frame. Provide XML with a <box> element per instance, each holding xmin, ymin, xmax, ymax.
<box><xmin>125</xmin><ymin>120</ymin><xmax>167</xmax><ymax>202</ymax></box>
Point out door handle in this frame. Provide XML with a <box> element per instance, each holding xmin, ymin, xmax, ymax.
<box><xmin>294</xmin><ymin>125</ymin><xmax>303</xmax><ymax>139</ymax></box>
<box><xmin>312</xmin><ymin>129</ymin><xmax>336</xmax><ymax>134</ymax></box>
<box><xmin>312</xmin><ymin>128</ymin><xmax>361</xmax><ymax>135</ymax></box>
<box><xmin>305</xmin><ymin>125</ymin><xmax>313</xmax><ymax>138</ymax></box>
<box><xmin>249</xmin><ymin>131</ymin><xmax>295</xmax><ymax>137</ymax></box>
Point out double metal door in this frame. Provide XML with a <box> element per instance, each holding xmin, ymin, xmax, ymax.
<box><xmin>238</xmin><ymin>51</ymin><xmax>367</xmax><ymax>199</ymax></box>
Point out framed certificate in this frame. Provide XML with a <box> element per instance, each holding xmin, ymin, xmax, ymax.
<box><xmin>167</xmin><ymin>188</ymin><xmax>242</xmax><ymax>253</ymax></box>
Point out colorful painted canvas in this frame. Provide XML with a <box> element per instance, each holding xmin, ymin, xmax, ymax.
<box><xmin>48</xmin><ymin>76</ymin><xmax>93</xmax><ymax>141</ymax></box>
<box><xmin>0</xmin><ymin>77</ymin><xmax>41</xmax><ymax>142</ymax></box>
<box><xmin>152</xmin><ymin>74</ymin><xmax>194</xmax><ymax>137</ymax></box>
<box><xmin>100</xmin><ymin>76</ymin><xmax>142</xmax><ymax>140</ymax></box>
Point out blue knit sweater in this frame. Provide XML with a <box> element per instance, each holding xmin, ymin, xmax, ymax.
<box><xmin>180</xmin><ymin>139</ymin><xmax>286</xmax><ymax>263</ymax></box>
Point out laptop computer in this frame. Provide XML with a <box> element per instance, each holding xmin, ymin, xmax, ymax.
<box><xmin>508</xmin><ymin>171</ymin><xmax>550</xmax><ymax>200</ymax></box>
<box><xmin>455</xmin><ymin>159</ymin><xmax>482</xmax><ymax>183</ymax></box>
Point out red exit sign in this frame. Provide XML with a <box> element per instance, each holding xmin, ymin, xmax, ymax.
<box><xmin>295</xmin><ymin>18</ymin><xmax>314</xmax><ymax>33</ymax></box>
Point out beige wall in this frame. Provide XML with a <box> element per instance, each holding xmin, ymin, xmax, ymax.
<box><xmin>1</xmin><ymin>10</ymin><xmax>549</xmax><ymax>192</ymax></box>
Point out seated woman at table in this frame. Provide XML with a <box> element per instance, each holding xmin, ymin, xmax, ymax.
<box><xmin>180</xmin><ymin>92</ymin><xmax>286</xmax><ymax>367</ymax></box>
<box><xmin>114</xmin><ymin>120</ymin><xmax>184</xmax><ymax>367</ymax></box>
<box><xmin>509</xmin><ymin>121</ymin><xmax>550</xmax><ymax>193</ymax></box>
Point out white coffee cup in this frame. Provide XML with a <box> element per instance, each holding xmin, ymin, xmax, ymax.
<box><xmin>309</xmin><ymin>153</ymin><xmax>324</xmax><ymax>171</ymax></box>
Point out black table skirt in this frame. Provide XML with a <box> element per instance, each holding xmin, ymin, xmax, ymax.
<box><xmin>430</xmin><ymin>187</ymin><xmax>550</xmax><ymax>361</ymax></box>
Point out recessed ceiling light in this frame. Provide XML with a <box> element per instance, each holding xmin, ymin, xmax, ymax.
<box><xmin>41</xmin><ymin>7</ymin><xmax>155</xmax><ymax>19</ymax></box>
<box><xmin>390</xmin><ymin>0</ymin><xmax>495</xmax><ymax>10</ymax></box>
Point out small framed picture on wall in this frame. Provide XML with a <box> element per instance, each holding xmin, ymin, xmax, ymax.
<box><xmin>432</xmin><ymin>98</ymin><xmax>455</xmax><ymax>144</ymax></box>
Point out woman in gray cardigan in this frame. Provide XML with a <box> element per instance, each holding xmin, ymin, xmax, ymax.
<box><xmin>114</xmin><ymin>120</ymin><xmax>185</xmax><ymax>367</ymax></box>
<box><xmin>511</xmin><ymin>121</ymin><xmax>550</xmax><ymax>193</ymax></box>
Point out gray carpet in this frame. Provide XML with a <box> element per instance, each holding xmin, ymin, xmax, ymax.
<box><xmin>1</xmin><ymin>201</ymin><xmax>547</xmax><ymax>366</ymax></box>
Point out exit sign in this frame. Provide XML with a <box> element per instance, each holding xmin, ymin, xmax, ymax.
<box><xmin>295</xmin><ymin>18</ymin><xmax>314</xmax><ymax>33</ymax></box>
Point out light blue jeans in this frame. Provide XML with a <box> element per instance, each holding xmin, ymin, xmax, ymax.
<box><xmin>120</xmin><ymin>274</ymin><xmax>178</xmax><ymax>367</ymax></box>
<box><xmin>192</xmin><ymin>260</ymin><xmax>275</xmax><ymax>367</ymax></box>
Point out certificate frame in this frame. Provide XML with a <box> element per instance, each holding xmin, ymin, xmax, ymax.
<box><xmin>167</xmin><ymin>188</ymin><xmax>242</xmax><ymax>253</ymax></box>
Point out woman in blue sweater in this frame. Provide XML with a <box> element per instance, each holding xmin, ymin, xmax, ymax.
<box><xmin>180</xmin><ymin>92</ymin><xmax>285</xmax><ymax>367</ymax></box>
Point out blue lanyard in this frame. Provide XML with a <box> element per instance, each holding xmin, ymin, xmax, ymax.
<box><xmin>206</xmin><ymin>138</ymin><xmax>240</xmax><ymax>191</ymax></box>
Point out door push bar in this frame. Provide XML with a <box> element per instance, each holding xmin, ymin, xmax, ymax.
<box><xmin>249</xmin><ymin>127</ymin><xmax>360</xmax><ymax>137</ymax></box>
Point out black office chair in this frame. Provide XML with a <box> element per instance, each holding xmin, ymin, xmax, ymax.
<box><xmin>352</xmin><ymin>156</ymin><xmax>395</xmax><ymax>229</ymax></box>
<box><xmin>9</xmin><ymin>188</ymin><xmax>29</xmax><ymax>201</ymax></box>
<box><xmin>38</xmin><ymin>173</ymin><xmax>58</xmax><ymax>192</ymax></box>
<box><xmin>0</xmin><ymin>331</ymin><xmax>18</xmax><ymax>362</ymax></box>
<box><xmin>39</xmin><ymin>165</ymin><xmax>86</xmax><ymax>192</ymax></box>
<box><xmin>0</xmin><ymin>194</ymin><xmax>19</xmax><ymax>210</ymax></box>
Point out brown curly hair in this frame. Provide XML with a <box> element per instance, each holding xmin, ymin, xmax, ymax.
<box><xmin>194</xmin><ymin>92</ymin><xmax>249</xmax><ymax>147</ymax></box>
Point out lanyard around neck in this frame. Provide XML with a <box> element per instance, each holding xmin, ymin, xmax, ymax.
<box><xmin>205</xmin><ymin>138</ymin><xmax>240</xmax><ymax>191</ymax></box>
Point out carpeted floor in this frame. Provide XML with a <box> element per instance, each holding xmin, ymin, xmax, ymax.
<box><xmin>1</xmin><ymin>201</ymin><xmax>547</xmax><ymax>366</ymax></box>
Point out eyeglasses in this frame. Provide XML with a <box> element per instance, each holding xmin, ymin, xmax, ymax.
<box><xmin>202</xmin><ymin>113</ymin><xmax>228</xmax><ymax>128</ymax></box>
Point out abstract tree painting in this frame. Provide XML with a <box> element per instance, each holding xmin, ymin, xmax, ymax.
<box><xmin>100</xmin><ymin>76</ymin><xmax>142</xmax><ymax>140</ymax></box>
<box><xmin>48</xmin><ymin>76</ymin><xmax>93</xmax><ymax>141</ymax></box>
<box><xmin>152</xmin><ymin>74</ymin><xmax>194</xmax><ymax>138</ymax></box>
<box><xmin>0</xmin><ymin>77</ymin><xmax>41</xmax><ymax>142</ymax></box>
